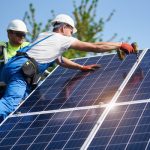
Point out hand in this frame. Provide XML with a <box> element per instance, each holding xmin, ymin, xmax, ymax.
<box><xmin>120</xmin><ymin>43</ymin><xmax>136</xmax><ymax>54</ymax></box>
<box><xmin>80</xmin><ymin>64</ymin><xmax>101</xmax><ymax>71</ymax></box>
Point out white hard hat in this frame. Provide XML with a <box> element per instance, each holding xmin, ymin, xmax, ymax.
<box><xmin>51</xmin><ymin>14</ymin><xmax>77</xmax><ymax>33</ymax></box>
<box><xmin>7</xmin><ymin>19</ymin><xmax>28</xmax><ymax>33</ymax></box>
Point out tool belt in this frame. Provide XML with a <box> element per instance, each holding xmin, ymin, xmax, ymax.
<box><xmin>17</xmin><ymin>52</ymin><xmax>41</xmax><ymax>88</ymax></box>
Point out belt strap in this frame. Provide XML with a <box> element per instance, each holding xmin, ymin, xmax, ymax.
<box><xmin>18</xmin><ymin>34</ymin><xmax>53</xmax><ymax>53</ymax></box>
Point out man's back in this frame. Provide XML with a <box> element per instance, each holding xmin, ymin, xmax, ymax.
<box><xmin>27</xmin><ymin>32</ymin><xmax>77</xmax><ymax>64</ymax></box>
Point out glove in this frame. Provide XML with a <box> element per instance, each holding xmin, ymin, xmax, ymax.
<box><xmin>80</xmin><ymin>64</ymin><xmax>101</xmax><ymax>71</ymax></box>
<box><xmin>120</xmin><ymin>43</ymin><xmax>135</xmax><ymax>54</ymax></box>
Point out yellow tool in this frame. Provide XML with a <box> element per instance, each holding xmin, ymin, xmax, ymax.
<box><xmin>117</xmin><ymin>42</ymin><xmax>138</xmax><ymax>60</ymax></box>
<box><xmin>117</xmin><ymin>49</ymin><xmax>126</xmax><ymax>60</ymax></box>
<box><xmin>0</xmin><ymin>42</ymin><xmax>8</xmax><ymax>64</ymax></box>
<box><xmin>131</xmin><ymin>42</ymin><xmax>139</xmax><ymax>59</ymax></box>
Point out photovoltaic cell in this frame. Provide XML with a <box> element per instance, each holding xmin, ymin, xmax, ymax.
<box><xmin>15</xmin><ymin>53</ymin><xmax>137</xmax><ymax>114</ymax></box>
<box><xmin>88</xmin><ymin>102</ymin><xmax>150</xmax><ymax>150</ymax></box>
<box><xmin>0</xmin><ymin>108</ymin><xmax>103</xmax><ymax>150</ymax></box>
<box><xmin>117</xmin><ymin>49</ymin><xmax>150</xmax><ymax>102</ymax></box>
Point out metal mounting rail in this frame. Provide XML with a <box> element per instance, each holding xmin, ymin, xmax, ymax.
<box><xmin>11</xmin><ymin>98</ymin><xmax>150</xmax><ymax>118</ymax></box>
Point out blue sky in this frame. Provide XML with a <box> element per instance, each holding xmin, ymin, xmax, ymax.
<box><xmin>0</xmin><ymin>0</ymin><xmax>150</xmax><ymax>49</ymax></box>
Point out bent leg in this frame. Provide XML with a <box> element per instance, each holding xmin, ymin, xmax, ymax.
<box><xmin>0</xmin><ymin>74</ymin><xmax>28</xmax><ymax>120</ymax></box>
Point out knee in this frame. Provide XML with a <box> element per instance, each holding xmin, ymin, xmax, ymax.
<box><xmin>0</xmin><ymin>97</ymin><xmax>16</xmax><ymax>119</ymax></box>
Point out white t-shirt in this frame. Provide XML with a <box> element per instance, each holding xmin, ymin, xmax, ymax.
<box><xmin>27</xmin><ymin>32</ymin><xmax>77</xmax><ymax>63</ymax></box>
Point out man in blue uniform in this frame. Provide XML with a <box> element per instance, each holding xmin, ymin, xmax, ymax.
<box><xmin>0</xmin><ymin>19</ymin><xmax>29</xmax><ymax>100</ymax></box>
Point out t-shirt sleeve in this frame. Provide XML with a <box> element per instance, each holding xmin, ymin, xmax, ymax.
<box><xmin>59</xmin><ymin>36</ymin><xmax>77</xmax><ymax>52</ymax></box>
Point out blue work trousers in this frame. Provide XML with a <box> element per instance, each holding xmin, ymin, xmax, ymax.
<box><xmin>0</xmin><ymin>56</ymin><xmax>51</xmax><ymax>121</ymax></box>
<box><xmin>0</xmin><ymin>56</ymin><xmax>29</xmax><ymax>120</ymax></box>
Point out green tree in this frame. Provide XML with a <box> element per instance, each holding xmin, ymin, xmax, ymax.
<box><xmin>64</xmin><ymin>0</ymin><xmax>115</xmax><ymax>58</ymax></box>
<box><xmin>23</xmin><ymin>0</ymin><xmax>115</xmax><ymax>58</ymax></box>
<box><xmin>23</xmin><ymin>3</ymin><xmax>54</xmax><ymax>42</ymax></box>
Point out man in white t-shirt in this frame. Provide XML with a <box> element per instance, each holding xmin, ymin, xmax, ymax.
<box><xmin>0</xmin><ymin>14</ymin><xmax>137</xmax><ymax>121</ymax></box>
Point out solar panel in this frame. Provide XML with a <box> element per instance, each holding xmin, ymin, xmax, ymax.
<box><xmin>117</xmin><ymin>49</ymin><xmax>150</xmax><ymax>102</ymax></box>
<box><xmin>88</xmin><ymin>101</ymin><xmax>150</xmax><ymax>150</ymax></box>
<box><xmin>0</xmin><ymin>48</ymin><xmax>150</xmax><ymax>150</ymax></box>
<box><xmin>0</xmin><ymin>108</ymin><xmax>103</xmax><ymax>150</ymax></box>
<box><xmin>14</xmin><ymin>53</ymin><xmax>137</xmax><ymax>114</ymax></box>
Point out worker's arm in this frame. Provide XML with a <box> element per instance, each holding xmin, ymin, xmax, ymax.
<box><xmin>56</xmin><ymin>56</ymin><xmax>83</xmax><ymax>70</ymax></box>
<box><xmin>56</xmin><ymin>56</ymin><xmax>100</xmax><ymax>71</ymax></box>
<box><xmin>70</xmin><ymin>40</ymin><xmax>135</xmax><ymax>54</ymax></box>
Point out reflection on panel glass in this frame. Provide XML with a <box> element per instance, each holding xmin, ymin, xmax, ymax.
<box><xmin>118</xmin><ymin>49</ymin><xmax>150</xmax><ymax>102</ymax></box>
<box><xmin>89</xmin><ymin>103</ymin><xmax>150</xmax><ymax>150</ymax></box>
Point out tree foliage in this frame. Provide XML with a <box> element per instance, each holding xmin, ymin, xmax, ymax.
<box><xmin>23</xmin><ymin>0</ymin><xmax>115</xmax><ymax>58</ymax></box>
<box><xmin>23</xmin><ymin>3</ymin><xmax>54</xmax><ymax>42</ymax></box>
<box><xmin>74</xmin><ymin>0</ymin><xmax>103</xmax><ymax>42</ymax></box>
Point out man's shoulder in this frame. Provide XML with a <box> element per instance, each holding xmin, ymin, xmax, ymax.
<box><xmin>0</xmin><ymin>41</ymin><xmax>7</xmax><ymax>47</ymax></box>
<box><xmin>39</xmin><ymin>31</ymin><xmax>53</xmax><ymax>37</ymax></box>
<box><xmin>22</xmin><ymin>42</ymin><xmax>30</xmax><ymax>47</ymax></box>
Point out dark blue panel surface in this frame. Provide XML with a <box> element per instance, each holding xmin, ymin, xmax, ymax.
<box><xmin>117</xmin><ymin>49</ymin><xmax>150</xmax><ymax>102</ymax></box>
<box><xmin>0</xmin><ymin>108</ymin><xmax>103</xmax><ymax>150</ymax></box>
<box><xmin>88</xmin><ymin>102</ymin><xmax>150</xmax><ymax>150</ymax></box>
<box><xmin>1</xmin><ymin>50</ymin><xmax>150</xmax><ymax>150</ymax></box>
<box><xmin>15</xmin><ymin>54</ymin><xmax>137</xmax><ymax>114</ymax></box>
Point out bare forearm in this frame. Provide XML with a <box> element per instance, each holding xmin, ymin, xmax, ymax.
<box><xmin>71</xmin><ymin>40</ymin><xmax>122</xmax><ymax>53</ymax></box>
<box><xmin>56</xmin><ymin>57</ymin><xmax>83</xmax><ymax>70</ymax></box>
<box><xmin>93</xmin><ymin>42</ymin><xmax>121</xmax><ymax>52</ymax></box>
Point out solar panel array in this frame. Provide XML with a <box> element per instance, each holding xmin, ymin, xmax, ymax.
<box><xmin>14</xmin><ymin>53</ymin><xmax>136</xmax><ymax>114</ymax></box>
<box><xmin>0</xmin><ymin>49</ymin><xmax>150</xmax><ymax>150</ymax></box>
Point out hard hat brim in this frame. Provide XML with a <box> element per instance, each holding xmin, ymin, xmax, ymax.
<box><xmin>73</xmin><ymin>28</ymin><xmax>77</xmax><ymax>34</ymax></box>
